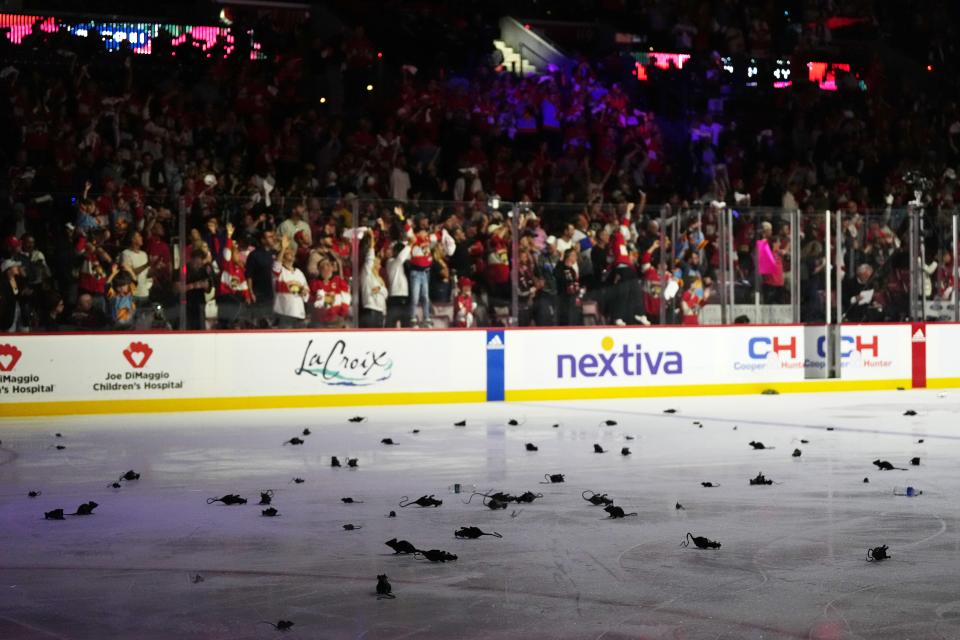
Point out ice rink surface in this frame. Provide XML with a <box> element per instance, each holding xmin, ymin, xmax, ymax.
<box><xmin>2</xmin><ymin>389</ymin><xmax>960</xmax><ymax>640</ymax></box>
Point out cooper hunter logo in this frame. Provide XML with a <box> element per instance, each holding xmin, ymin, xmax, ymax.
<box><xmin>557</xmin><ymin>336</ymin><xmax>682</xmax><ymax>378</ymax></box>
<box><xmin>0</xmin><ymin>343</ymin><xmax>22</xmax><ymax>372</ymax></box>
<box><xmin>740</xmin><ymin>336</ymin><xmax>803</xmax><ymax>371</ymax></box>
<box><xmin>295</xmin><ymin>339</ymin><xmax>393</xmax><ymax>386</ymax></box>
<box><xmin>123</xmin><ymin>341</ymin><xmax>153</xmax><ymax>369</ymax></box>
<box><xmin>808</xmin><ymin>335</ymin><xmax>890</xmax><ymax>368</ymax></box>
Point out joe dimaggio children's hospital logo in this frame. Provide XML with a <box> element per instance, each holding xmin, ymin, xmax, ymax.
<box><xmin>0</xmin><ymin>343</ymin><xmax>53</xmax><ymax>396</ymax></box>
<box><xmin>0</xmin><ymin>343</ymin><xmax>22</xmax><ymax>371</ymax></box>
<box><xmin>94</xmin><ymin>341</ymin><xmax>183</xmax><ymax>392</ymax></box>
<box><xmin>123</xmin><ymin>341</ymin><xmax>153</xmax><ymax>368</ymax></box>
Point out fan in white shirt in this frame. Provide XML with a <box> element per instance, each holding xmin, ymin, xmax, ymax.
<box><xmin>272</xmin><ymin>237</ymin><xmax>309</xmax><ymax>323</ymax></box>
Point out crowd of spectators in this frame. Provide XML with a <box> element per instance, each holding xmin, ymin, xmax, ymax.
<box><xmin>1</xmin><ymin>1</ymin><xmax>959</xmax><ymax>332</ymax></box>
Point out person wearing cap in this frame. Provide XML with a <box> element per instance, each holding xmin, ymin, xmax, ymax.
<box><xmin>105</xmin><ymin>262</ymin><xmax>137</xmax><ymax>329</ymax></box>
<box><xmin>0</xmin><ymin>258</ymin><xmax>26</xmax><ymax>332</ymax></box>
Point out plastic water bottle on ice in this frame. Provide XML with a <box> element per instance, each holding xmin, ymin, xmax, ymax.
<box><xmin>893</xmin><ymin>486</ymin><xmax>922</xmax><ymax>497</ymax></box>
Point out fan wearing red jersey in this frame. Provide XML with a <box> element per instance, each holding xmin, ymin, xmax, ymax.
<box><xmin>454</xmin><ymin>277</ymin><xmax>476</xmax><ymax>327</ymax></box>
<box><xmin>310</xmin><ymin>258</ymin><xmax>351</xmax><ymax>328</ymax></box>
<box><xmin>217</xmin><ymin>239</ymin><xmax>251</xmax><ymax>328</ymax></box>
<box><xmin>680</xmin><ymin>277</ymin><xmax>709</xmax><ymax>325</ymax></box>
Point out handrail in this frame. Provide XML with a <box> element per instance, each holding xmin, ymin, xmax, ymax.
<box><xmin>498</xmin><ymin>15</ymin><xmax>573</xmax><ymax>75</ymax></box>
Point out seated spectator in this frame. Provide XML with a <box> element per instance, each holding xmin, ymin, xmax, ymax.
<box><xmin>69</xmin><ymin>293</ymin><xmax>106</xmax><ymax>330</ymax></box>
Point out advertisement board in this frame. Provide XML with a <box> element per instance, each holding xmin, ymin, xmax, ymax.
<box><xmin>0</xmin><ymin>323</ymin><xmax>951</xmax><ymax>416</ymax></box>
<box><xmin>504</xmin><ymin>326</ymin><xmax>808</xmax><ymax>400</ymax></box>
<box><xmin>0</xmin><ymin>331</ymin><xmax>487</xmax><ymax>413</ymax></box>
<box><xmin>802</xmin><ymin>324</ymin><xmax>911</xmax><ymax>381</ymax></box>
<box><xmin>924</xmin><ymin>324</ymin><xmax>960</xmax><ymax>387</ymax></box>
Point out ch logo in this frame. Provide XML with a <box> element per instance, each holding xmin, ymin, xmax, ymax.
<box><xmin>123</xmin><ymin>341</ymin><xmax>153</xmax><ymax>369</ymax></box>
<box><xmin>0</xmin><ymin>343</ymin><xmax>22</xmax><ymax>371</ymax></box>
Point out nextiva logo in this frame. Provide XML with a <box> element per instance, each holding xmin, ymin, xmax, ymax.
<box><xmin>738</xmin><ymin>336</ymin><xmax>803</xmax><ymax>371</ymax></box>
<box><xmin>807</xmin><ymin>335</ymin><xmax>891</xmax><ymax>369</ymax></box>
<box><xmin>557</xmin><ymin>336</ymin><xmax>682</xmax><ymax>379</ymax></box>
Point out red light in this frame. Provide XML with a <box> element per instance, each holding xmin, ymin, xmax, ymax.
<box><xmin>927</xmin><ymin>64</ymin><xmax>933</xmax><ymax>72</ymax></box>
<box><xmin>377</xmin><ymin>51</ymin><xmax>382</xmax><ymax>59</ymax></box>
<box><xmin>523</xmin><ymin>23</ymin><xmax>531</xmax><ymax>29</ymax></box>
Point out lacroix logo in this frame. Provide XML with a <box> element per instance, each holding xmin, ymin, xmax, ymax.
<box><xmin>0</xmin><ymin>344</ymin><xmax>22</xmax><ymax>371</ymax></box>
<box><xmin>295</xmin><ymin>338</ymin><xmax>393</xmax><ymax>386</ymax></box>
<box><xmin>557</xmin><ymin>336</ymin><xmax>682</xmax><ymax>378</ymax></box>
<box><xmin>123</xmin><ymin>341</ymin><xmax>154</xmax><ymax>369</ymax></box>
